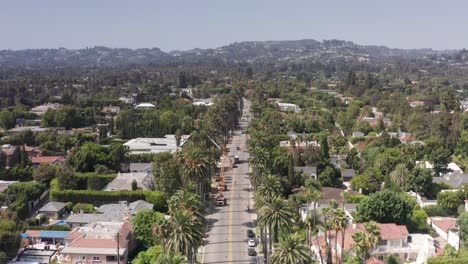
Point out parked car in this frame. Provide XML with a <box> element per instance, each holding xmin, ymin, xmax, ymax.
<box><xmin>248</xmin><ymin>248</ymin><xmax>257</xmax><ymax>256</ymax></box>
<box><xmin>248</xmin><ymin>239</ymin><xmax>256</xmax><ymax>247</ymax></box>
<box><xmin>247</xmin><ymin>229</ymin><xmax>255</xmax><ymax>238</ymax></box>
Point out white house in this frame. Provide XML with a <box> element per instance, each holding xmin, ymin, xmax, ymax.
<box><xmin>123</xmin><ymin>135</ymin><xmax>190</xmax><ymax>155</ymax></box>
<box><xmin>276</xmin><ymin>102</ymin><xmax>300</xmax><ymax>112</ymax></box>
<box><xmin>135</xmin><ymin>103</ymin><xmax>155</xmax><ymax>109</ymax></box>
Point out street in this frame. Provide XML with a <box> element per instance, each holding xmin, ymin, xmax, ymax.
<box><xmin>202</xmin><ymin>100</ymin><xmax>259</xmax><ymax>264</ymax></box>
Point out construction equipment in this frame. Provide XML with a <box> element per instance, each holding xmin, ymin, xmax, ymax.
<box><xmin>216</xmin><ymin>192</ymin><xmax>226</xmax><ymax>206</ymax></box>
<box><xmin>215</xmin><ymin>144</ymin><xmax>228</xmax><ymax>206</ymax></box>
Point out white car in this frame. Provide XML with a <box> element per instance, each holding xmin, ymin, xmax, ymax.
<box><xmin>248</xmin><ymin>239</ymin><xmax>256</xmax><ymax>247</ymax></box>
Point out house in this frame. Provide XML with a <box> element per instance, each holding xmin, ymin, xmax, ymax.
<box><xmin>461</xmin><ymin>100</ymin><xmax>468</xmax><ymax>112</ymax></box>
<box><xmin>129</xmin><ymin>163</ymin><xmax>153</xmax><ymax>173</ymax></box>
<box><xmin>409</xmin><ymin>100</ymin><xmax>425</xmax><ymax>108</ymax></box>
<box><xmin>428</xmin><ymin>217</ymin><xmax>459</xmax><ymax>249</ymax></box>
<box><xmin>119</xmin><ymin>95</ymin><xmax>136</xmax><ymax>104</ymax></box>
<box><xmin>433</xmin><ymin>173</ymin><xmax>468</xmax><ymax>189</ymax></box>
<box><xmin>341</xmin><ymin>169</ymin><xmax>356</xmax><ymax>182</ymax></box>
<box><xmin>7</xmin><ymin>126</ymin><xmax>50</xmax><ymax>135</ymax></box>
<box><xmin>103</xmin><ymin>172</ymin><xmax>154</xmax><ymax>191</ymax></box>
<box><xmin>22</xmin><ymin>230</ymin><xmax>70</xmax><ymax>247</ymax></box>
<box><xmin>58</xmin><ymin>221</ymin><xmax>135</xmax><ymax>264</ymax></box>
<box><xmin>314</xmin><ymin>223</ymin><xmax>436</xmax><ymax>264</ymax></box>
<box><xmin>279</xmin><ymin>140</ymin><xmax>320</xmax><ymax>150</ymax></box>
<box><xmin>352</xmin><ymin>131</ymin><xmax>364</xmax><ymax>138</ymax></box>
<box><xmin>1</xmin><ymin>144</ymin><xmax>18</xmax><ymax>168</ymax></box>
<box><xmin>300</xmin><ymin>187</ymin><xmax>358</xmax><ymax>221</ymax></box>
<box><xmin>31</xmin><ymin>156</ymin><xmax>66</xmax><ymax>167</ymax></box>
<box><xmin>294</xmin><ymin>166</ymin><xmax>317</xmax><ymax>180</ymax></box>
<box><xmin>276</xmin><ymin>102</ymin><xmax>300</xmax><ymax>112</ymax></box>
<box><xmin>24</xmin><ymin>145</ymin><xmax>42</xmax><ymax>158</ymax></box>
<box><xmin>38</xmin><ymin>202</ymin><xmax>67</xmax><ymax>220</ymax></box>
<box><xmin>192</xmin><ymin>98</ymin><xmax>213</xmax><ymax>106</ymax></box>
<box><xmin>30</xmin><ymin>103</ymin><xmax>63</xmax><ymax>116</ymax></box>
<box><xmin>102</xmin><ymin>105</ymin><xmax>121</xmax><ymax>115</ymax></box>
<box><xmin>123</xmin><ymin>135</ymin><xmax>191</xmax><ymax>155</ymax></box>
<box><xmin>135</xmin><ymin>103</ymin><xmax>155</xmax><ymax>109</ymax></box>
<box><xmin>66</xmin><ymin>200</ymin><xmax>152</xmax><ymax>228</ymax></box>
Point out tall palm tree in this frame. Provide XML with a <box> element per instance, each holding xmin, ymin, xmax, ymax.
<box><xmin>177</xmin><ymin>144</ymin><xmax>211</xmax><ymax>194</ymax></box>
<box><xmin>390</xmin><ymin>163</ymin><xmax>409</xmax><ymax>189</ymax></box>
<box><xmin>259</xmin><ymin>196</ymin><xmax>294</xmax><ymax>244</ymax></box>
<box><xmin>332</xmin><ymin>208</ymin><xmax>349</xmax><ymax>264</ymax></box>
<box><xmin>254</xmin><ymin>174</ymin><xmax>282</xmax><ymax>209</ymax></box>
<box><xmin>352</xmin><ymin>221</ymin><xmax>380</xmax><ymax>263</ymax></box>
<box><xmin>165</xmin><ymin>210</ymin><xmax>204</xmax><ymax>263</ymax></box>
<box><xmin>168</xmin><ymin>188</ymin><xmax>206</xmax><ymax>226</ymax></box>
<box><xmin>269</xmin><ymin>233</ymin><xmax>312</xmax><ymax>264</ymax></box>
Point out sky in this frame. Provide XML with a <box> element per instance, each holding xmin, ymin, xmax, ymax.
<box><xmin>1</xmin><ymin>0</ymin><xmax>468</xmax><ymax>51</ymax></box>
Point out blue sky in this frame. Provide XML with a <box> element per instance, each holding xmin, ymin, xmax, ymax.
<box><xmin>1</xmin><ymin>0</ymin><xmax>467</xmax><ymax>51</ymax></box>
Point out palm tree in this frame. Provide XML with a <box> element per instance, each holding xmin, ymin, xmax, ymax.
<box><xmin>390</xmin><ymin>163</ymin><xmax>409</xmax><ymax>189</ymax></box>
<box><xmin>259</xmin><ymin>196</ymin><xmax>294</xmax><ymax>244</ymax></box>
<box><xmin>254</xmin><ymin>174</ymin><xmax>282</xmax><ymax>209</ymax></box>
<box><xmin>168</xmin><ymin>188</ymin><xmax>206</xmax><ymax>226</ymax></box>
<box><xmin>165</xmin><ymin>210</ymin><xmax>204</xmax><ymax>263</ymax></box>
<box><xmin>269</xmin><ymin>233</ymin><xmax>312</xmax><ymax>264</ymax></box>
<box><xmin>331</xmin><ymin>208</ymin><xmax>349</xmax><ymax>264</ymax></box>
<box><xmin>177</xmin><ymin>144</ymin><xmax>211</xmax><ymax>194</ymax></box>
<box><xmin>352</xmin><ymin>221</ymin><xmax>380</xmax><ymax>263</ymax></box>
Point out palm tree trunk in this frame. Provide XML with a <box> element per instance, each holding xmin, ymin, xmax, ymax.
<box><xmin>334</xmin><ymin>230</ymin><xmax>338</xmax><ymax>264</ymax></box>
<box><xmin>340</xmin><ymin>229</ymin><xmax>346</xmax><ymax>264</ymax></box>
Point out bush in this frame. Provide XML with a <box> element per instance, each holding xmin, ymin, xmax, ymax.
<box><xmin>423</xmin><ymin>205</ymin><xmax>450</xmax><ymax>217</ymax></box>
<box><xmin>344</xmin><ymin>193</ymin><xmax>367</xmax><ymax>203</ymax></box>
<box><xmin>72</xmin><ymin>203</ymin><xmax>96</xmax><ymax>213</ymax></box>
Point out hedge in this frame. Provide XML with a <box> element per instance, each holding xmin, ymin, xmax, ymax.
<box><xmin>427</xmin><ymin>257</ymin><xmax>468</xmax><ymax>264</ymax></box>
<box><xmin>75</xmin><ymin>173</ymin><xmax>117</xmax><ymax>190</ymax></box>
<box><xmin>26</xmin><ymin>225</ymin><xmax>71</xmax><ymax>231</ymax></box>
<box><xmin>50</xmin><ymin>179</ymin><xmax>167</xmax><ymax>212</ymax></box>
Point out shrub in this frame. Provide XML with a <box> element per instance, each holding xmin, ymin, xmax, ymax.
<box><xmin>423</xmin><ymin>205</ymin><xmax>450</xmax><ymax>217</ymax></box>
<box><xmin>72</xmin><ymin>203</ymin><xmax>96</xmax><ymax>213</ymax></box>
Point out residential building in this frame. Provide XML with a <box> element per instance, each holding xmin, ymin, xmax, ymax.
<box><xmin>66</xmin><ymin>200</ymin><xmax>152</xmax><ymax>228</ymax></box>
<box><xmin>313</xmin><ymin>223</ymin><xmax>436</xmax><ymax>264</ymax></box>
<box><xmin>123</xmin><ymin>135</ymin><xmax>190</xmax><ymax>155</ymax></box>
<box><xmin>129</xmin><ymin>163</ymin><xmax>153</xmax><ymax>173</ymax></box>
<box><xmin>1</xmin><ymin>144</ymin><xmax>18</xmax><ymax>168</ymax></box>
<box><xmin>341</xmin><ymin>169</ymin><xmax>356</xmax><ymax>182</ymax></box>
<box><xmin>31</xmin><ymin>156</ymin><xmax>66</xmax><ymax>167</ymax></box>
<box><xmin>38</xmin><ymin>202</ymin><xmax>67</xmax><ymax>220</ymax></box>
<box><xmin>352</xmin><ymin>131</ymin><xmax>364</xmax><ymax>138</ymax></box>
<box><xmin>134</xmin><ymin>102</ymin><xmax>155</xmax><ymax>109</ymax></box>
<box><xmin>276</xmin><ymin>102</ymin><xmax>300</xmax><ymax>112</ymax></box>
<box><xmin>15</xmin><ymin>248</ymin><xmax>58</xmax><ymax>263</ymax></box>
<box><xmin>30</xmin><ymin>103</ymin><xmax>63</xmax><ymax>116</ymax></box>
<box><xmin>7</xmin><ymin>126</ymin><xmax>50</xmax><ymax>135</ymax></box>
<box><xmin>409</xmin><ymin>100</ymin><xmax>425</xmax><ymax>108</ymax></box>
<box><xmin>22</xmin><ymin>230</ymin><xmax>70</xmax><ymax>247</ymax></box>
<box><xmin>119</xmin><ymin>94</ymin><xmax>137</xmax><ymax>104</ymax></box>
<box><xmin>192</xmin><ymin>98</ymin><xmax>213</xmax><ymax>106</ymax></box>
<box><xmin>58</xmin><ymin>221</ymin><xmax>135</xmax><ymax>264</ymax></box>
<box><xmin>428</xmin><ymin>217</ymin><xmax>459</xmax><ymax>249</ymax></box>
<box><xmin>279</xmin><ymin>140</ymin><xmax>320</xmax><ymax>150</ymax></box>
<box><xmin>433</xmin><ymin>173</ymin><xmax>468</xmax><ymax>189</ymax></box>
<box><xmin>103</xmin><ymin>172</ymin><xmax>154</xmax><ymax>191</ymax></box>
<box><xmin>0</xmin><ymin>180</ymin><xmax>18</xmax><ymax>193</ymax></box>
<box><xmin>24</xmin><ymin>145</ymin><xmax>42</xmax><ymax>158</ymax></box>
<box><xmin>102</xmin><ymin>105</ymin><xmax>121</xmax><ymax>115</ymax></box>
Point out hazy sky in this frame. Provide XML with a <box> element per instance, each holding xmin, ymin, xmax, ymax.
<box><xmin>1</xmin><ymin>0</ymin><xmax>467</xmax><ymax>51</ymax></box>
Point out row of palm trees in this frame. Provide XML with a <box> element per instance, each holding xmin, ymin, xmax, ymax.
<box><xmin>151</xmin><ymin>188</ymin><xmax>207</xmax><ymax>264</ymax></box>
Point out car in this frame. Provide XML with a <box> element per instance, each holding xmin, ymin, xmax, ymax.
<box><xmin>232</xmin><ymin>163</ymin><xmax>238</xmax><ymax>168</ymax></box>
<box><xmin>247</xmin><ymin>229</ymin><xmax>255</xmax><ymax>238</ymax></box>
<box><xmin>248</xmin><ymin>239</ymin><xmax>256</xmax><ymax>247</ymax></box>
<box><xmin>248</xmin><ymin>248</ymin><xmax>257</xmax><ymax>256</ymax></box>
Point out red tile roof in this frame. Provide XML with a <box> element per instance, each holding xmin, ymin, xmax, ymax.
<box><xmin>25</xmin><ymin>230</ymin><xmax>40</xmax><ymax>238</ymax></box>
<box><xmin>432</xmin><ymin>219</ymin><xmax>457</xmax><ymax>232</ymax></box>
<box><xmin>31</xmin><ymin>156</ymin><xmax>65</xmax><ymax>164</ymax></box>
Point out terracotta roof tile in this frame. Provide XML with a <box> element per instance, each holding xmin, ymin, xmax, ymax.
<box><xmin>432</xmin><ymin>219</ymin><xmax>457</xmax><ymax>232</ymax></box>
<box><xmin>31</xmin><ymin>156</ymin><xmax>65</xmax><ymax>164</ymax></box>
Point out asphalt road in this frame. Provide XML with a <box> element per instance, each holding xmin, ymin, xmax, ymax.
<box><xmin>202</xmin><ymin>100</ymin><xmax>259</xmax><ymax>264</ymax></box>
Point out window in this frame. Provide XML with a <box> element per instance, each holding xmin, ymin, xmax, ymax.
<box><xmin>77</xmin><ymin>256</ymin><xmax>86</xmax><ymax>261</ymax></box>
<box><xmin>106</xmin><ymin>256</ymin><xmax>118</xmax><ymax>262</ymax></box>
<box><xmin>407</xmin><ymin>235</ymin><xmax>412</xmax><ymax>243</ymax></box>
<box><xmin>93</xmin><ymin>256</ymin><xmax>101</xmax><ymax>261</ymax></box>
<box><xmin>378</xmin><ymin>240</ymin><xmax>387</xmax><ymax>246</ymax></box>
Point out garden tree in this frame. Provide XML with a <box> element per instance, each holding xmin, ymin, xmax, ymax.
<box><xmin>67</xmin><ymin>142</ymin><xmax>108</xmax><ymax>172</ymax></box>
<box><xmin>356</xmin><ymin>190</ymin><xmax>413</xmax><ymax>225</ymax></box>
<box><xmin>156</xmin><ymin>254</ymin><xmax>189</xmax><ymax>264</ymax></box>
<box><xmin>0</xmin><ymin>211</ymin><xmax>22</xmax><ymax>259</ymax></box>
<box><xmin>437</xmin><ymin>191</ymin><xmax>463</xmax><ymax>215</ymax></box>
<box><xmin>331</xmin><ymin>208</ymin><xmax>349</xmax><ymax>264</ymax></box>
<box><xmin>458</xmin><ymin>212</ymin><xmax>468</xmax><ymax>247</ymax></box>
<box><xmin>86</xmin><ymin>174</ymin><xmax>102</xmax><ymax>190</ymax></box>
<box><xmin>386</xmin><ymin>255</ymin><xmax>400</xmax><ymax>264</ymax></box>
<box><xmin>106</xmin><ymin>143</ymin><xmax>127</xmax><ymax>171</ymax></box>
<box><xmin>133</xmin><ymin>210</ymin><xmax>165</xmax><ymax>248</ymax></box>
<box><xmin>328</xmin><ymin>134</ymin><xmax>347</xmax><ymax>155</ymax></box>
<box><xmin>133</xmin><ymin>245</ymin><xmax>163</xmax><ymax>264</ymax></box>
<box><xmin>254</xmin><ymin>174</ymin><xmax>282</xmax><ymax>209</ymax></box>
<box><xmin>167</xmin><ymin>188</ymin><xmax>206</xmax><ymax>226</ymax></box>
<box><xmin>287</xmin><ymin>153</ymin><xmax>295</xmax><ymax>186</ymax></box>
<box><xmin>350</xmin><ymin>174</ymin><xmax>377</xmax><ymax>195</ymax></box>
<box><xmin>269</xmin><ymin>233</ymin><xmax>311</xmax><ymax>264</ymax></box>
<box><xmin>132</xmin><ymin>179</ymin><xmax>138</xmax><ymax>190</ymax></box>
<box><xmin>4</xmin><ymin>165</ymin><xmax>33</xmax><ymax>181</ymax></box>
<box><xmin>346</xmin><ymin>148</ymin><xmax>361</xmax><ymax>171</ymax></box>
<box><xmin>302</xmin><ymin>145</ymin><xmax>322</xmax><ymax>166</ymax></box>
<box><xmin>440</xmin><ymin>88</ymin><xmax>460</xmax><ymax>112</ymax></box>
<box><xmin>72</xmin><ymin>203</ymin><xmax>95</xmax><ymax>213</ymax></box>
<box><xmin>389</xmin><ymin>163</ymin><xmax>410</xmax><ymax>189</ymax></box>
<box><xmin>318</xmin><ymin>166</ymin><xmax>342</xmax><ymax>188</ymax></box>
<box><xmin>41</xmin><ymin>108</ymin><xmax>56</xmax><ymax>127</ymax></box>
<box><xmin>54</xmin><ymin>106</ymin><xmax>82</xmax><ymax>129</ymax></box>
<box><xmin>32</xmin><ymin>164</ymin><xmax>58</xmax><ymax>186</ymax></box>
<box><xmin>352</xmin><ymin>221</ymin><xmax>380</xmax><ymax>263</ymax></box>
<box><xmin>405</xmin><ymin>167</ymin><xmax>434</xmax><ymax>196</ymax></box>
<box><xmin>0</xmin><ymin>109</ymin><xmax>15</xmax><ymax>130</ymax></box>
<box><xmin>353</xmin><ymin>121</ymin><xmax>373</xmax><ymax>136</ymax></box>
<box><xmin>319</xmin><ymin>132</ymin><xmax>330</xmax><ymax>161</ymax></box>
<box><xmin>0</xmin><ymin>252</ymin><xmax>7</xmax><ymax>264</ymax></box>
<box><xmin>56</xmin><ymin>167</ymin><xmax>78</xmax><ymax>190</ymax></box>
<box><xmin>425</xmin><ymin>138</ymin><xmax>453</xmax><ymax>176</ymax></box>
<box><xmin>409</xmin><ymin>209</ymin><xmax>431</xmax><ymax>234</ymax></box>
<box><xmin>373</xmin><ymin>147</ymin><xmax>404</xmax><ymax>178</ymax></box>
<box><xmin>153</xmin><ymin>153</ymin><xmax>181</xmax><ymax>197</ymax></box>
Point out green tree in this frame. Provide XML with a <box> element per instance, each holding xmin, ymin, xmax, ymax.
<box><xmin>32</xmin><ymin>164</ymin><xmax>58</xmax><ymax>186</ymax></box>
<box><xmin>133</xmin><ymin>245</ymin><xmax>163</xmax><ymax>264</ymax></box>
<box><xmin>259</xmin><ymin>196</ymin><xmax>294</xmax><ymax>243</ymax></box>
<box><xmin>56</xmin><ymin>167</ymin><xmax>78</xmax><ymax>190</ymax></box>
<box><xmin>437</xmin><ymin>191</ymin><xmax>463</xmax><ymax>215</ymax></box>
<box><xmin>352</xmin><ymin>221</ymin><xmax>380</xmax><ymax>263</ymax></box>
<box><xmin>319</xmin><ymin>166</ymin><xmax>342</xmax><ymax>187</ymax></box>
<box><xmin>153</xmin><ymin>153</ymin><xmax>181</xmax><ymax>197</ymax></box>
<box><xmin>409</xmin><ymin>209</ymin><xmax>430</xmax><ymax>234</ymax></box>
<box><xmin>389</xmin><ymin>163</ymin><xmax>410</xmax><ymax>189</ymax></box>
<box><xmin>133</xmin><ymin>210</ymin><xmax>165</xmax><ymax>248</ymax></box>
<box><xmin>458</xmin><ymin>212</ymin><xmax>468</xmax><ymax>247</ymax></box>
<box><xmin>269</xmin><ymin>233</ymin><xmax>311</xmax><ymax>264</ymax></box>
<box><xmin>0</xmin><ymin>110</ymin><xmax>15</xmax><ymax>130</ymax></box>
<box><xmin>356</xmin><ymin>190</ymin><xmax>413</xmax><ymax>225</ymax></box>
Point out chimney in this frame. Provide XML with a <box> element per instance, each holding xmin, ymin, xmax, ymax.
<box><xmin>352</xmin><ymin>223</ymin><xmax>357</xmax><ymax>229</ymax></box>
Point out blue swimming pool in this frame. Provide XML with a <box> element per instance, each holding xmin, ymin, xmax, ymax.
<box><xmin>55</xmin><ymin>220</ymin><xmax>67</xmax><ymax>226</ymax></box>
